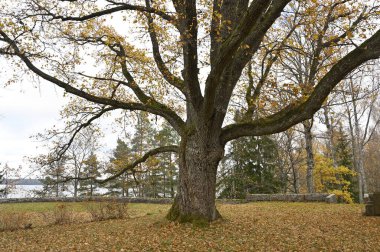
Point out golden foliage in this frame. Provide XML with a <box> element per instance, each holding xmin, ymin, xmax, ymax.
<box><xmin>313</xmin><ymin>154</ymin><xmax>356</xmax><ymax>203</ymax></box>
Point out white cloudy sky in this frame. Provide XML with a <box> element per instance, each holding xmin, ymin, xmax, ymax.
<box><xmin>0</xmin><ymin>79</ymin><xmax>66</xmax><ymax>174</ymax></box>
<box><xmin>0</xmin><ymin>77</ymin><xmax>124</xmax><ymax>177</ymax></box>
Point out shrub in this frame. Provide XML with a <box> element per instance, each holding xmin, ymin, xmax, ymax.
<box><xmin>52</xmin><ymin>204</ymin><xmax>72</xmax><ymax>225</ymax></box>
<box><xmin>85</xmin><ymin>200</ymin><xmax>128</xmax><ymax>221</ymax></box>
<box><xmin>330</xmin><ymin>190</ymin><xmax>354</xmax><ymax>204</ymax></box>
<box><xmin>0</xmin><ymin>212</ymin><xmax>30</xmax><ymax>231</ymax></box>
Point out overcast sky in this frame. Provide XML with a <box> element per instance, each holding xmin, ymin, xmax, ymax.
<box><xmin>0</xmin><ymin>79</ymin><xmax>66</xmax><ymax>174</ymax></box>
<box><xmin>0</xmin><ymin>72</ymin><xmax>124</xmax><ymax>178</ymax></box>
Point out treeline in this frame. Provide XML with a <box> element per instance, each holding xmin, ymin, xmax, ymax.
<box><xmin>219</xmin><ymin>65</ymin><xmax>380</xmax><ymax>203</ymax></box>
<box><xmin>32</xmin><ymin>112</ymin><xmax>179</xmax><ymax>199</ymax></box>
<box><xmin>32</xmin><ymin>80</ymin><xmax>380</xmax><ymax>203</ymax></box>
<box><xmin>27</xmin><ymin>65</ymin><xmax>380</xmax><ymax>202</ymax></box>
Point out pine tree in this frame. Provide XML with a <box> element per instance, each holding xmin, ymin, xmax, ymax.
<box><xmin>335</xmin><ymin>124</ymin><xmax>353</xmax><ymax>168</ymax></box>
<box><xmin>219</xmin><ymin>135</ymin><xmax>283</xmax><ymax>199</ymax></box>
<box><xmin>130</xmin><ymin>112</ymin><xmax>157</xmax><ymax>197</ymax></box>
<box><xmin>155</xmin><ymin>122</ymin><xmax>179</xmax><ymax>198</ymax></box>
<box><xmin>0</xmin><ymin>164</ymin><xmax>5</xmax><ymax>197</ymax></box>
<box><xmin>334</xmin><ymin>123</ymin><xmax>358</xmax><ymax>202</ymax></box>
<box><xmin>79</xmin><ymin>153</ymin><xmax>101</xmax><ymax>197</ymax></box>
<box><xmin>40</xmin><ymin>158</ymin><xmax>68</xmax><ymax>197</ymax></box>
<box><xmin>106</xmin><ymin>138</ymin><xmax>133</xmax><ymax>197</ymax></box>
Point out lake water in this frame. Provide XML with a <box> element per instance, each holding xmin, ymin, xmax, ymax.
<box><xmin>0</xmin><ymin>185</ymin><xmax>108</xmax><ymax>198</ymax></box>
<box><xmin>0</xmin><ymin>185</ymin><xmax>43</xmax><ymax>198</ymax></box>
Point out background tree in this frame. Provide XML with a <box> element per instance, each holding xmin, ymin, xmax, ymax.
<box><xmin>364</xmin><ymin>129</ymin><xmax>380</xmax><ymax>192</ymax></box>
<box><xmin>38</xmin><ymin>157</ymin><xmax>69</xmax><ymax>197</ymax></box>
<box><xmin>341</xmin><ymin>67</ymin><xmax>380</xmax><ymax>202</ymax></box>
<box><xmin>276</xmin><ymin>128</ymin><xmax>303</xmax><ymax>194</ymax></box>
<box><xmin>129</xmin><ymin>112</ymin><xmax>158</xmax><ymax>197</ymax></box>
<box><xmin>155</xmin><ymin>122</ymin><xmax>180</xmax><ymax>198</ymax></box>
<box><xmin>107</xmin><ymin>138</ymin><xmax>134</xmax><ymax>197</ymax></box>
<box><xmin>78</xmin><ymin>153</ymin><xmax>101</xmax><ymax>197</ymax></box>
<box><xmin>1</xmin><ymin>0</ymin><xmax>380</xmax><ymax>222</ymax></box>
<box><xmin>333</xmin><ymin>122</ymin><xmax>358</xmax><ymax>200</ymax></box>
<box><xmin>0</xmin><ymin>164</ymin><xmax>5</xmax><ymax>196</ymax></box>
<box><xmin>218</xmin><ymin>112</ymin><xmax>283</xmax><ymax>198</ymax></box>
<box><xmin>312</xmin><ymin>154</ymin><xmax>356</xmax><ymax>203</ymax></box>
<box><xmin>218</xmin><ymin>135</ymin><xmax>283</xmax><ymax>199</ymax></box>
<box><xmin>0</xmin><ymin>163</ymin><xmax>21</xmax><ymax>198</ymax></box>
<box><xmin>65</xmin><ymin>127</ymin><xmax>100</xmax><ymax>198</ymax></box>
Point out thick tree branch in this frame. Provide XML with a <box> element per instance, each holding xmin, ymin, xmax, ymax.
<box><xmin>144</xmin><ymin>0</ymin><xmax>185</xmax><ymax>93</ymax></box>
<box><xmin>0</xmin><ymin>29</ymin><xmax>185</xmax><ymax>133</ymax></box>
<box><xmin>204</xmin><ymin>0</ymin><xmax>290</xmax><ymax>117</ymax></box>
<box><xmin>220</xmin><ymin>29</ymin><xmax>380</xmax><ymax>144</ymax></box>
<box><xmin>32</xmin><ymin>1</ymin><xmax>175</xmax><ymax>24</ymax></box>
<box><xmin>210</xmin><ymin>0</ymin><xmax>222</xmax><ymax>65</ymax></box>
<box><xmin>244</xmin><ymin>18</ymin><xmax>299</xmax><ymax>119</ymax></box>
<box><xmin>59</xmin><ymin>145</ymin><xmax>179</xmax><ymax>184</ymax></box>
<box><xmin>176</xmin><ymin>0</ymin><xmax>203</xmax><ymax>112</ymax></box>
<box><xmin>98</xmin><ymin>145</ymin><xmax>178</xmax><ymax>184</ymax></box>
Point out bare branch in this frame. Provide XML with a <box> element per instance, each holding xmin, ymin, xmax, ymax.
<box><xmin>144</xmin><ymin>0</ymin><xmax>185</xmax><ymax>93</ymax></box>
<box><xmin>220</xmin><ymin>29</ymin><xmax>380</xmax><ymax>144</ymax></box>
<box><xmin>59</xmin><ymin>145</ymin><xmax>179</xmax><ymax>184</ymax></box>
<box><xmin>53</xmin><ymin>106</ymin><xmax>116</xmax><ymax>161</ymax></box>
<box><xmin>33</xmin><ymin>1</ymin><xmax>175</xmax><ymax>24</ymax></box>
<box><xmin>175</xmin><ymin>0</ymin><xmax>203</xmax><ymax>111</ymax></box>
<box><xmin>204</xmin><ymin>0</ymin><xmax>290</xmax><ymax>117</ymax></box>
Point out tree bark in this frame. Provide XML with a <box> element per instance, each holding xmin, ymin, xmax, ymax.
<box><xmin>346</xmin><ymin>79</ymin><xmax>368</xmax><ymax>203</ymax></box>
<box><xmin>323</xmin><ymin>107</ymin><xmax>336</xmax><ymax>166</ymax></box>
<box><xmin>167</xmin><ymin>132</ymin><xmax>224</xmax><ymax>223</ymax></box>
<box><xmin>303</xmin><ymin>119</ymin><xmax>315</xmax><ymax>193</ymax></box>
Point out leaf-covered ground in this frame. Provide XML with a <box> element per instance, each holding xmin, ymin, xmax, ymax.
<box><xmin>0</xmin><ymin>202</ymin><xmax>379</xmax><ymax>251</ymax></box>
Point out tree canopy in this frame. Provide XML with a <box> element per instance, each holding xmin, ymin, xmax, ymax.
<box><xmin>1</xmin><ymin>0</ymin><xmax>380</xmax><ymax>222</ymax></box>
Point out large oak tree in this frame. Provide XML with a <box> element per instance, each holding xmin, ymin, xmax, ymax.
<box><xmin>1</xmin><ymin>0</ymin><xmax>380</xmax><ymax>222</ymax></box>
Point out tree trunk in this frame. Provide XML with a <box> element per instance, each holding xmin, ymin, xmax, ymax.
<box><xmin>73</xmin><ymin>180</ymin><xmax>78</xmax><ymax>198</ymax></box>
<box><xmin>55</xmin><ymin>171</ymin><xmax>59</xmax><ymax>197</ymax></box>
<box><xmin>122</xmin><ymin>183</ymin><xmax>125</xmax><ymax>197</ymax></box>
<box><xmin>347</xmin><ymin>105</ymin><xmax>363</xmax><ymax>203</ymax></box>
<box><xmin>90</xmin><ymin>182</ymin><xmax>93</xmax><ymax>197</ymax></box>
<box><xmin>289</xmin><ymin>151</ymin><xmax>299</xmax><ymax>194</ymax></box>
<box><xmin>323</xmin><ymin>107</ymin><xmax>336</xmax><ymax>166</ymax></box>
<box><xmin>347</xmin><ymin>81</ymin><xmax>368</xmax><ymax>203</ymax></box>
<box><xmin>303</xmin><ymin>119</ymin><xmax>315</xmax><ymax>193</ymax></box>
<box><xmin>125</xmin><ymin>175</ymin><xmax>129</xmax><ymax>197</ymax></box>
<box><xmin>167</xmin><ymin>133</ymin><xmax>224</xmax><ymax>223</ymax></box>
<box><xmin>169</xmin><ymin>153</ymin><xmax>175</xmax><ymax>198</ymax></box>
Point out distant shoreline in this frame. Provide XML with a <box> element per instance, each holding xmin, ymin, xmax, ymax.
<box><xmin>0</xmin><ymin>179</ymin><xmax>43</xmax><ymax>186</ymax></box>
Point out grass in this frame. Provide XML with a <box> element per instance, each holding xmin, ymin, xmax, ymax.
<box><xmin>0</xmin><ymin>202</ymin><xmax>379</xmax><ymax>251</ymax></box>
<box><xmin>0</xmin><ymin>201</ymin><xmax>167</xmax><ymax>216</ymax></box>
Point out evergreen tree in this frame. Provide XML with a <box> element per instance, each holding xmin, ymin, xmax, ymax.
<box><xmin>219</xmin><ymin>135</ymin><xmax>283</xmax><ymax>199</ymax></box>
<box><xmin>335</xmin><ymin>124</ymin><xmax>353</xmax><ymax>168</ymax></box>
<box><xmin>130</xmin><ymin>112</ymin><xmax>157</xmax><ymax>197</ymax></box>
<box><xmin>78</xmin><ymin>153</ymin><xmax>101</xmax><ymax>197</ymax></box>
<box><xmin>40</xmin><ymin>158</ymin><xmax>68</xmax><ymax>197</ymax></box>
<box><xmin>106</xmin><ymin>138</ymin><xmax>133</xmax><ymax>197</ymax></box>
<box><xmin>0</xmin><ymin>164</ymin><xmax>5</xmax><ymax>197</ymax></box>
<box><xmin>155</xmin><ymin>122</ymin><xmax>180</xmax><ymax>198</ymax></box>
<box><xmin>334</xmin><ymin>123</ymin><xmax>358</xmax><ymax>202</ymax></box>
